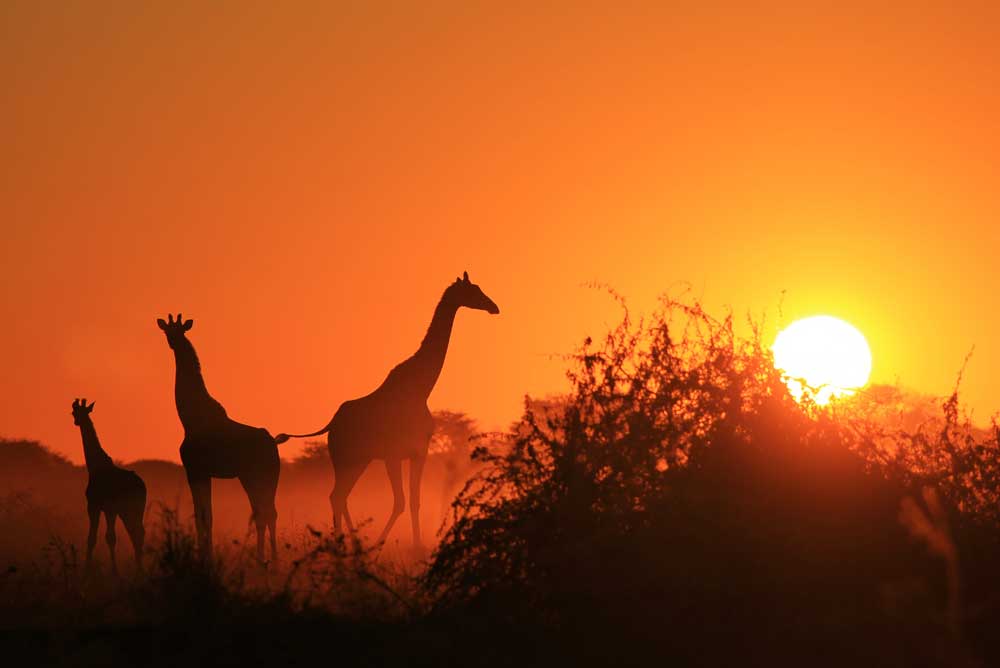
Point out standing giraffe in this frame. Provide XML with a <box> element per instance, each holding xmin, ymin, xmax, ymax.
<box><xmin>157</xmin><ymin>314</ymin><xmax>281</xmax><ymax>561</ymax></box>
<box><xmin>277</xmin><ymin>272</ymin><xmax>500</xmax><ymax>549</ymax></box>
<box><xmin>71</xmin><ymin>399</ymin><xmax>146</xmax><ymax>574</ymax></box>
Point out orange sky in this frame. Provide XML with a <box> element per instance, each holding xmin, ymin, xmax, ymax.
<box><xmin>3</xmin><ymin>2</ymin><xmax>999</xmax><ymax>464</ymax></box>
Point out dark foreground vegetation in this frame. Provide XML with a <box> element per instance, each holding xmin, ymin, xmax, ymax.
<box><xmin>4</xmin><ymin>296</ymin><xmax>1000</xmax><ymax>666</ymax></box>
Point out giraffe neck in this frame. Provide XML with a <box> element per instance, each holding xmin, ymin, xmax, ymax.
<box><xmin>77</xmin><ymin>419</ymin><xmax>114</xmax><ymax>473</ymax></box>
<box><xmin>398</xmin><ymin>294</ymin><xmax>459</xmax><ymax>401</ymax></box>
<box><xmin>172</xmin><ymin>336</ymin><xmax>227</xmax><ymax>430</ymax></box>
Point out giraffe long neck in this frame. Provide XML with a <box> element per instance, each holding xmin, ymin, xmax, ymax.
<box><xmin>172</xmin><ymin>336</ymin><xmax>227</xmax><ymax>430</ymax></box>
<box><xmin>78</xmin><ymin>419</ymin><xmax>114</xmax><ymax>473</ymax></box>
<box><xmin>403</xmin><ymin>295</ymin><xmax>460</xmax><ymax>400</ymax></box>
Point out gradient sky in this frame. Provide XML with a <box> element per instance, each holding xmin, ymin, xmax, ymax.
<box><xmin>3</xmin><ymin>2</ymin><xmax>999</xmax><ymax>463</ymax></box>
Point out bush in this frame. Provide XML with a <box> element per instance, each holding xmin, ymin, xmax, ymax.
<box><xmin>425</xmin><ymin>296</ymin><xmax>995</xmax><ymax>665</ymax></box>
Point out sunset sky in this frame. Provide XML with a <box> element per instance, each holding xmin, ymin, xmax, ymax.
<box><xmin>3</xmin><ymin>2</ymin><xmax>999</xmax><ymax>463</ymax></box>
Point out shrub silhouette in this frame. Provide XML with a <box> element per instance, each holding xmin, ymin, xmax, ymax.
<box><xmin>425</xmin><ymin>296</ymin><xmax>997</xmax><ymax>665</ymax></box>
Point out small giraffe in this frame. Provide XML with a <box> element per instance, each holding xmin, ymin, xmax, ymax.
<box><xmin>277</xmin><ymin>272</ymin><xmax>500</xmax><ymax>549</ymax></box>
<box><xmin>157</xmin><ymin>314</ymin><xmax>281</xmax><ymax>561</ymax></box>
<box><xmin>71</xmin><ymin>399</ymin><xmax>146</xmax><ymax>574</ymax></box>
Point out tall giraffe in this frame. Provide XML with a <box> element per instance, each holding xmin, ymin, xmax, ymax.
<box><xmin>277</xmin><ymin>272</ymin><xmax>500</xmax><ymax>549</ymax></box>
<box><xmin>157</xmin><ymin>314</ymin><xmax>281</xmax><ymax>561</ymax></box>
<box><xmin>71</xmin><ymin>399</ymin><xmax>146</xmax><ymax>574</ymax></box>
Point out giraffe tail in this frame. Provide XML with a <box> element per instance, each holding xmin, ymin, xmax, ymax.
<box><xmin>274</xmin><ymin>420</ymin><xmax>333</xmax><ymax>445</ymax></box>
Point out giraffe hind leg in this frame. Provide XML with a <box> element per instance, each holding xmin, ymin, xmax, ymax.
<box><xmin>122</xmin><ymin>507</ymin><xmax>145</xmax><ymax>572</ymax></box>
<box><xmin>253</xmin><ymin>511</ymin><xmax>267</xmax><ymax>563</ymax></box>
<box><xmin>330</xmin><ymin>461</ymin><xmax>366</xmax><ymax>538</ymax></box>
<box><xmin>126</xmin><ymin>520</ymin><xmax>145</xmax><ymax>572</ymax></box>
<box><xmin>240</xmin><ymin>476</ymin><xmax>278</xmax><ymax>564</ymax></box>
<box><xmin>267</xmin><ymin>512</ymin><xmax>278</xmax><ymax>563</ymax></box>
<box><xmin>242</xmin><ymin>495</ymin><xmax>267</xmax><ymax>563</ymax></box>
<box><xmin>253</xmin><ymin>502</ymin><xmax>278</xmax><ymax>564</ymax></box>
<box><xmin>124</xmin><ymin>487</ymin><xmax>146</xmax><ymax>572</ymax></box>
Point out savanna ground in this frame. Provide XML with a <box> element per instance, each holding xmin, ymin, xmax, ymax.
<box><xmin>4</xmin><ymin>295</ymin><xmax>1000</xmax><ymax>667</ymax></box>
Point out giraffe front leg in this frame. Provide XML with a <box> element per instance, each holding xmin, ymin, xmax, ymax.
<box><xmin>376</xmin><ymin>459</ymin><xmax>405</xmax><ymax>546</ymax></box>
<box><xmin>104</xmin><ymin>512</ymin><xmax>119</xmax><ymax>576</ymax></box>
<box><xmin>86</xmin><ymin>505</ymin><xmax>100</xmax><ymax>570</ymax></box>
<box><xmin>409</xmin><ymin>454</ymin><xmax>426</xmax><ymax>553</ymax></box>
<box><xmin>188</xmin><ymin>476</ymin><xmax>213</xmax><ymax>560</ymax></box>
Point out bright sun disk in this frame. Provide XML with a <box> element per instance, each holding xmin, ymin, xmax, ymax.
<box><xmin>771</xmin><ymin>315</ymin><xmax>872</xmax><ymax>405</ymax></box>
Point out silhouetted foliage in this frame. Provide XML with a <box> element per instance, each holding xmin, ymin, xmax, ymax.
<box><xmin>425</xmin><ymin>296</ymin><xmax>996</xmax><ymax>665</ymax></box>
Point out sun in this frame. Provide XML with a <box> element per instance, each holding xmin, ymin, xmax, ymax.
<box><xmin>771</xmin><ymin>315</ymin><xmax>872</xmax><ymax>405</ymax></box>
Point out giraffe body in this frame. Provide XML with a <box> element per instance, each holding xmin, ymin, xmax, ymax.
<box><xmin>327</xmin><ymin>395</ymin><xmax>435</xmax><ymax>465</ymax></box>
<box><xmin>158</xmin><ymin>314</ymin><xmax>280</xmax><ymax>561</ymax></box>
<box><xmin>71</xmin><ymin>399</ymin><xmax>146</xmax><ymax>574</ymax></box>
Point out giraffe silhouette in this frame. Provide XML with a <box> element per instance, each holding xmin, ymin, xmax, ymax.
<box><xmin>277</xmin><ymin>272</ymin><xmax>500</xmax><ymax>549</ymax></box>
<box><xmin>71</xmin><ymin>398</ymin><xmax>146</xmax><ymax>574</ymax></box>
<box><xmin>157</xmin><ymin>314</ymin><xmax>281</xmax><ymax>561</ymax></box>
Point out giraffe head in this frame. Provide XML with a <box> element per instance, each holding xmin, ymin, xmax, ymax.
<box><xmin>157</xmin><ymin>313</ymin><xmax>194</xmax><ymax>349</ymax></box>
<box><xmin>71</xmin><ymin>398</ymin><xmax>95</xmax><ymax>426</ymax></box>
<box><xmin>448</xmin><ymin>271</ymin><xmax>500</xmax><ymax>315</ymax></box>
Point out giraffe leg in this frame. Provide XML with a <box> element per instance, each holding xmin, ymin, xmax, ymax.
<box><xmin>124</xmin><ymin>515</ymin><xmax>145</xmax><ymax>573</ymax></box>
<box><xmin>254</xmin><ymin>499</ymin><xmax>278</xmax><ymax>564</ymax></box>
<box><xmin>251</xmin><ymin>504</ymin><xmax>266</xmax><ymax>562</ymax></box>
<box><xmin>239</xmin><ymin>477</ymin><xmax>274</xmax><ymax>564</ymax></box>
<box><xmin>104</xmin><ymin>512</ymin><xmax>119</xmax><ymax>576</ymax></box>
<box><xmin>409</xmin><ymin>454</ymin><xmax>426</xmax><ymax>551</ymax></box>
<box><xmin>86</xmin><ymin>505</ymin><xmax>100</xmax><ymax>569</ymax></box>
<box><xmin>342</xmin><ymin>504</ymin><xmax>355</xmax><ymax>534</ymax></box>
<box><xmin>376</xmin><ymin>459</ymin><xmax>405</xmax><ymax>546</ymax></box>
<box><xmin>187</xmin><ymin>476</ymin><xmax>213</xmax><ymax>560</ymax></box>
<box><xmin>262</xmin><ymin>471</ymin><xmax>279</xmax><ymax>563</ymax></box>
<box><xmin>267</xmin><ymin>512</ymin><xmax>278</xmax><ymax>563</ymax></box>
<box><xmin>127</xmin><ymin>485</ymin><xmax>147</xmax><ymax>573</ymax></box>
<box><xmin>439</xmin><ymin>461</ymin><xmax>457</xmax><ymax>528</ymax></box>
<box><xmin>330</xmin><ymin>462</ymin><xmax>365</xmax><ymax>536</ymax></box>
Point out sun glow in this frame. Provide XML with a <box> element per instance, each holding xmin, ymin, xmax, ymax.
<box><xmin>772</xmin><ymin>316</ymin><xmax>872</xmax><ymax>405</ymax></box>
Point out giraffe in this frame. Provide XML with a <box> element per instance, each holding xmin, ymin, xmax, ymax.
<box><xmin>71</xmin><ymin>398</ymin><xmax>146</xmax><ymax>574</ymax></box>
<box><xmin>157</xmin><ymin>314</ymin><xmax>281</xmax><ymax>561</ymax></box>
<box><xmin>276</xmin><ymin>272</ymin><xmax>500</xmax><ymax>550</ymax></box>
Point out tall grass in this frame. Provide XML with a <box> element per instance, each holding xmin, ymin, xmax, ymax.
<box><xmin>0</xmin><ymin>504</ymin><xmax>422</xmax><ymax>629</ymax></box>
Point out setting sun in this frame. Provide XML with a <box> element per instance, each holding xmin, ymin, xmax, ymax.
<box><xmin>772</xmin><ymin>316</ymin><xmax>872</xmax><ymax>405</ymax></box>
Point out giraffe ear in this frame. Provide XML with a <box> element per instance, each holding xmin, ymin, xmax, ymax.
<box><xmin>157</xmin><ymin>318</ymin><xmax>168</xmax><ymax>330</ymax></box>
<box><xmin>86</xmin><ymin>401</ymin><xmax>95</xmax><ymax>413</ymax></box>
<box><xmin>462</xmin><ymin>271</ymin><xmax>470</xmax><ymax>283</ymax></box>
<box><xmin>182</xmin><ymin>319</ymin><xmax>194</xmax><ymax>331</ymax></box>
